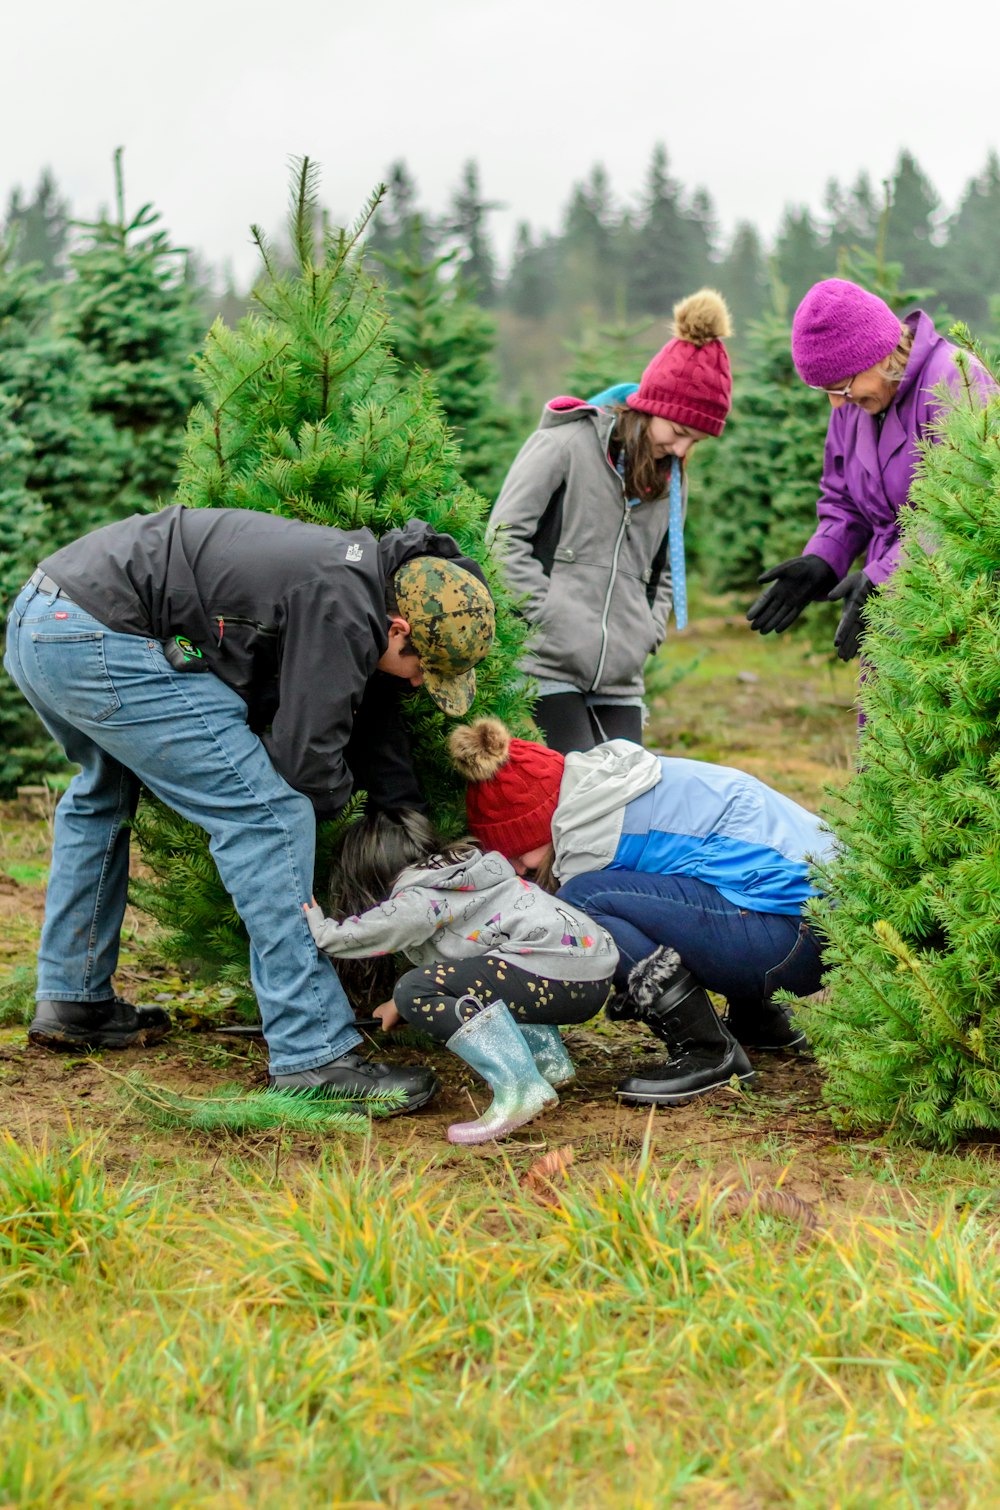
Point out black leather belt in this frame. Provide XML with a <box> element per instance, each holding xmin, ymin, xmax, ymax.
<box><xmin>28</xmin><ymin>568</ymin><xmax>65</xmax><ymax>597</ymax></box>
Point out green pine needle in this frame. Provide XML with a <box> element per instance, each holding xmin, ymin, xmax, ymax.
<box><xmin>112</xmin><ymin>1070</ymin><xmax>403</xmax><ymax>1134</ymax></box>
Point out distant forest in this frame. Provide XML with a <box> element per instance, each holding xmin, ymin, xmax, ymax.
<box><xmin>6</xmin><ymin>144</ymin><xmax>1000</xmax><ymax>406</ymax></box>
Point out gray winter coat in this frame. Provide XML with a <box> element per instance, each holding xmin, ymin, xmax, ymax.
<box><xmin>487</xmin><ymin>399</ymin><xmax>681</xmax><ymax>698</ymax></box>
<box><xmin>305</xmin><ymin>848</ymin><xmax>618</xmax><ymax>982</ymax></box>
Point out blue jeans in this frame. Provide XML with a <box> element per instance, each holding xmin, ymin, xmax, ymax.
<box><xmin>558</xmin><ymin>869</ymin><xmax>824</xmax><ymax>1012</ymax></box>
<box><xmin>4</xmin><ymin>581</ymin><xmax>361</xmax><ymax>1073</ymax></box>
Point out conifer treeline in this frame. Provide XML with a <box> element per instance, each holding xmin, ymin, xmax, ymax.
<box><xmin>364</xmin><ymin>146</ymin><xmax>1000</xmax><ymax>351</ymax></box>
<box><xmin>11</xmin><ymin>144</ymin><xmax>1000</xmax><ymax>370</ymax></box>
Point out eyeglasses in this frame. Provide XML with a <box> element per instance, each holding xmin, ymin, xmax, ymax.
<box><xmin>812</xmin><ymin>378</ymin><xmax>855</xmax><ymax>400</ymax></box>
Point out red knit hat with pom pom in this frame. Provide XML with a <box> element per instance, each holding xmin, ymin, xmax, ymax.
<box><xmin>448</xmin><ymin>718</ymin><xmax>564</xmax><ymax>859</ymax></box>
<box><xmin>627</xmin><ymin>288</ymin><xmax>733</xmax><ymax>436</ymax></box>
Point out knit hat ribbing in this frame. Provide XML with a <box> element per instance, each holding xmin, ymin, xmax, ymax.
<box><xmin>448</xmin><ymin>718</ymin><xmax>564</xmax><ymax>859</ymax></box>
<box><xmin>626</xmin><ymin>289</ymin><xmax>733</xmax><ymax>437</ymax></box>
<box><xmin>791</xmin><ymin>278</ymin><xmax>902</xmax><ymax>389</ymax></box>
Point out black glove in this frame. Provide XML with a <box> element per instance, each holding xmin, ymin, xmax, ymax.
<box><xmin>828</xmin><ymin>570</ymin><xmax>876</xmax><ymax>661</ymax></box>
<box><xmin>746</xmin><ymin>554</ymin><xmax>838</xmax><ymax>635</ymax></box>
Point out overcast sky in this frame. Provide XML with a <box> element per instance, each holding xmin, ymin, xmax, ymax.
<box><xmin>7</xmin><ymin>0</ymin><xmax>1000</xmax><ymax>284</ymax></box>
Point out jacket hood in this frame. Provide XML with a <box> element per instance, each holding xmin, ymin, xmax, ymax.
<box><xmin>394</xmin><ymin>848</ymin><xmax>515</xmax><ymax>894</ymax></box>
<box><xmin>553</xmin><ymin>741</ymin><xmax>662</xmax><ymax>881</ymax></box>
<box><xmin>538</xmin><ymin>397</ymin><xmax>617</xmax><ymax>443</ymax></box>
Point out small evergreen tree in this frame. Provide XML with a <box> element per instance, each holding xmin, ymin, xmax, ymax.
<box><xmin>375</xmin><ymin>226</ymin><xmax>518</xmax><ymax>499</ymax></box>
<box><xmin>799</xmin><ymin>334</ymin><xmax>1000</xmax><ymax>1147</ymax></box>
<box><xmin>58</xmin><ymin>148</ymin><xmax>203</xmax><ymax>518</ymax></box>
<box><xmin>0</xmin><ymin>243</ymin><xmax>122</xmax><ymax>788</ymax></box>
<box><xmin>132</xmin><ymin>161</ymin><xmax>534</xmax><ymax>988</ymax></box>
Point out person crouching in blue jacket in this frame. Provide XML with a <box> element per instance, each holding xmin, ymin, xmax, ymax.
<box><xmin>449</xmin><ymin>718</ymin><xmax>832</xmax><ymax>1106</ymax></box>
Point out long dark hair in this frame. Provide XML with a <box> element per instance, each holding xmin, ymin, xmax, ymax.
<box><xmin>612</xmin><ymin>405</ymin><xmax>674</xmax><ymax>502</ymax></box>
<box><xmin>326</xmin><ymin>812</ymin><xmax>478</xmax><ymax>1006</ymax></box>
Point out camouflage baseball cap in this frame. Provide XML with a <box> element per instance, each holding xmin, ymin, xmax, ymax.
<box><xmin>393</xmin><ymin>556</ymin><xmax>495</xmax><ymax>716</ymax></box>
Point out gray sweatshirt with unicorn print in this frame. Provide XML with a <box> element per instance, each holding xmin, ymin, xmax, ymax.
<box><xmin>304</xmin><ymin>848</ymin><xmax>617</xmax><ymax>981</ymax></box>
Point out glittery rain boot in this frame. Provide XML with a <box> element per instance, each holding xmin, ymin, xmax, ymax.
<box><xmin>447</xmin><ymin>998</ymin><xmax>559</xmax><ymax>1145</ymax></box>
<box><xmin>518</xmin><ymin>1023</ymin><xmax>576</xmax><ymax>1088</ymax></box>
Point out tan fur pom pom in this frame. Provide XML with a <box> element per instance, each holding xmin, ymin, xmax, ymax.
<box><xmin>448</xmin><ymin>717</ymin><xmax>511</xmax><ymax>782</ymax></box>
<box><xmin>672</xmin><ymin>289</ymin><xmax>732</xmax><ymax>347</ymax></box>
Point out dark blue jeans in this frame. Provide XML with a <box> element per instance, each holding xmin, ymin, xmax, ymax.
<box><xmin>558</xmin><ymin>869</ymin><xmax>824</xmax><ymax>1012</ymax></box>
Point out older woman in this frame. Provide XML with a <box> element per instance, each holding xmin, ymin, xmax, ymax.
<box><xmin>747</xmin><ymin>278</ymin><xmax>996</xmax><ymax>658</ymax></box>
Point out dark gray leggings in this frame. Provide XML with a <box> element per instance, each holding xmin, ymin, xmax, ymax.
<box><xmin>534</xmin><ymin>693</ymin><xmax>642</xmax><ymax>755</ymax></box>
<box><xmin>393</xmin><ymin>956</ymin><xmax>613</xmax><ymax>1043</ymax></box>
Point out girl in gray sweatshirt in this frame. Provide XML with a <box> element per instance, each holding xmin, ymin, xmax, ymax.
<box><xmin>304</xmin><ymin>812</ymin><xmax>618</xmax><ymax>1143</ymax></box>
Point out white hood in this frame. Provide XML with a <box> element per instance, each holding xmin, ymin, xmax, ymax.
<box><xmin>553</xmin><ymin>740</ymin><xmax>662</xmax><ymax>882</ymax></box>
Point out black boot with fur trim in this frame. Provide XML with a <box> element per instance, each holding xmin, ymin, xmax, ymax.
<box><xmin>616</xmin><ymin>946</ymin><xmax>755</xmax><ymax>1105</ymax></box>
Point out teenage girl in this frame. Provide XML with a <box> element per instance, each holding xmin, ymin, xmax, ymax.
<box><xmin>488</xmin><ymin>290</ymin><xmax>732</xmax><ymax>753</ymax></box>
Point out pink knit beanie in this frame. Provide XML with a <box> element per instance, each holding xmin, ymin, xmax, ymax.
<box><xmin>791</xmin><ymin>279</ymin><xmax>902</xmax><ymax>388</ymax></box>
<box><xmin>627</xmin><ymin>289</ymin><xmax>733</xmax><ymax>437</ymax></box>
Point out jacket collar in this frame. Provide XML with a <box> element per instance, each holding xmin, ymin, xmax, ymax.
<box><xmin>851</xmin><ymin>309</ymin><xmax>942</xmax><ymax>479</ymax></box>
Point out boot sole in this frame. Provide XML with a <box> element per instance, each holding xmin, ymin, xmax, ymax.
<box><xmin>28</xmin><ymin>1024</ymin><xmax>172</xmax><ymax>1052</ymax></box>
<box><xmin>617</xmin><ymin>1069</ymin><xmax>756</xmax><ymax>1106</ymax></box>
<box><xmin>381</xmin><ymin>1078</ymin><xmax>440</xmax><ymax>1116</ymax></box>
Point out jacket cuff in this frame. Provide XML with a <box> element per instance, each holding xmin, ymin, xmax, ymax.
<box><xmin>802</xmin><ymin>533</ymin><xmax>857</xmax><ymax>584</ymax></box>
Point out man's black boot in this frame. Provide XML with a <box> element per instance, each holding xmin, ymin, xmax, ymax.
<box><xmin>725</xmin><ymin>1000</ymin><xmax>809</xmax><ymax>1053</ymax></box>
<box><xmin>29</xmin><ymin>996</ymin><xmax>172</xmax><ymax>1051</ymax></box>
<box><xmin>270</xmin><ymin>1052</ymin><xmax>439</xmax><ymax>1115</ymax></box>
<box><xmin>616</xmin><ymin>946</ymin><xmax>755</xmax><ymax>1106</ymax></box>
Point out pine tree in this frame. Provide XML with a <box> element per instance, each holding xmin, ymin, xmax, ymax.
<box><xmin>443</xmin><ymin>160</ymin><xmax>500</xmax><ymax>307</ymax></box>
<box><xmin>882</xmin><ymin>151</ymin><xmax>941</xmax><ymax>292</ymax></box>
<box><xmin>628</xmin><ymin>144</ymin><xmax>705</xmax><ymax>317</ymax></box>
<box><xmin>376</xmin><ymin>225</ymin><xmax>518</xmax><ymax>499</ymax></box>
<box><xmin>57</xmin><ymin>148</ymin><xmax>203</xmax><ymax>518</ymax></box>
<box><xmin>131</xmin><ymin>161</ymin><xmax>535</xmax><ymax>990</ymax></box>
<box><xmin>773</xmin><ymin>206</ymin><xmax>832</xmax><ymax>307</ymax></box>
<box><xmin>505</xmin><ymin>222</ymin><xmax>559</xmax><ymax>320</ymax></box>
<box><xmin>941</xmin><ymin>151</ymin><xmax>1000</xmax><ymax>330</ymax></box>
<box><xmin>4</xmin><ymin>169</ymin><xmax>70</xmax><ymax>280</ymax></box>
<box><xmin>560</xmin><ymin>165</ymin><xmax>621</xmax><ymax>318</ymax></box>
<box><xmin>0</xmin><ymin>243</ymin><xmax>122</xmax><ymax>789</ymax></box>
<box><xmin>715</xmin><ymin>222</ymin><xmax>769</xmax><ymax>347</ymax></box>
<box><xmin>366</xmin><ymin>160</ymin><xmax>437</xmax><ymax>269</ymax></box>
<box><xmin>798</xmin><ymin>334</ymin><xmax>1000</xmax><ymax>1147</ymax></box>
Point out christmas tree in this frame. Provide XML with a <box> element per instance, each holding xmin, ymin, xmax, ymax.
<box><xmin>799</xmin><ymin>334</ymin><xmax>1000</xmax><ymax>1146</ymax></box>
<box><xmin>375</xmin><ymin>225</ymin><xmax>518</xmax><ymax>500</ymax></box>
<box><xmin>0</xmin><ymin>243</ymin><xmax>122</xmax><ymax>788</ymax></box>
<box><xmin>57</xmin><ymin>148</ymin><xmax>203</xmax><ymax>518</ymax></box>
<box><xmin>131</xmin><ymin>160</ymin><xmax>534</xmax><ymax>992</ymax></box>
<box><xmin>0</xmin><ymin>154</ymin><xmax>203</xmax><ymax>791</ymax></box>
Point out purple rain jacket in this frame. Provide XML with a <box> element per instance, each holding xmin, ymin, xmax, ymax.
<box><xmin>803</xmin><ymin>311</ymin><xmax>997</xmax><ymax>586</ymax></box>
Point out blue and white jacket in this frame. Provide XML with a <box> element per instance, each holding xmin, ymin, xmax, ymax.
<box><xmin>551</xmin><ymin>742</ymin><xmax>834</xmax><ymax>916</ymax></box>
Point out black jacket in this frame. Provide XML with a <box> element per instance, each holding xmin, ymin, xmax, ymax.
<box><xmin>42</xmin><ymin>505</ymin><xmax>486</xmax><ymax>817</ymax></box>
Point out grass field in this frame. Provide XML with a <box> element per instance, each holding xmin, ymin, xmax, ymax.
<box><xmin>2</xmin><ymin>608</ymin><xmax>999</xmax><ymax>1508</ymax></box>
